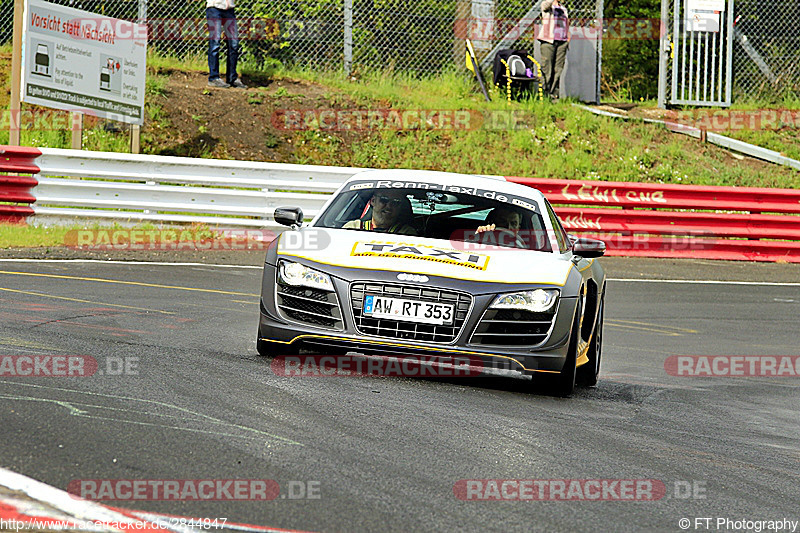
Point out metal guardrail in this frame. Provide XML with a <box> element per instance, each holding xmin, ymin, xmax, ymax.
<box><xmin>1</xmin><ymin>145</ymin><xmax>799</xmax><ymax>263</ymax></box>
<box><xmin>514</xmin><ymin>176</ymin><xmax>800</xmax><ymax>212</ymax></box>
<box><xmin>0</xmin><ymin>146</ymin><xmax>40</xmax><ymax>223</ymax></box>
<box><xmin>3</xmin><ymin>147</ymin><xmax>364</xmax><ymax>228</ymax></box>
<box><xmin>509</xmin><ymin>176</ymin><xmax>800</xmax><ymax>262</ymax></box>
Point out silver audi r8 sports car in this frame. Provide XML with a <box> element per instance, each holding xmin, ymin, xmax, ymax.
<box><xmin>257</xmin><ymin>169</ymin><xmax>606</xmax><ymax>396</ymax></box>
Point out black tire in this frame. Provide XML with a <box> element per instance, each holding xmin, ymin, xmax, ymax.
<box><xmin>577</xmin><ymin>296</ymin><xmax>604</xmax><ymax>387</ymax></box>
<box><xmin>530</xmin><ymin>300</ymin><xmax>581</xmax><ymax>397</ymax></box>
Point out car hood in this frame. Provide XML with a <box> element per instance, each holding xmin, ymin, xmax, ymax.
<box><xmin>276</xmin><ymin>228</ymin><xmax>574</xmax><ymax>286</ymax></box>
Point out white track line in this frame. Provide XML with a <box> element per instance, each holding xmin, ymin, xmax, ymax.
<box><xmin>0</xmin><ymin>467</ymin><xmax>139</xmax><ymax>526</ymax></box>
<box><xmin>609</xmin><ymin>278</ymin><xmax>800</xmax><ymax>287</ymax></box>
<box><xmin>0</xmin><ymin>260</ymin><xmax>797</xmax><ymax>286</ymax></box>
<box><xmin>0</xmin><ymin>259</ymin><xmax>262</xmax><ymax>269</ymax></box>
<box><xmin>0</xmin><ymin>467</ymin><xmax>299</xmax><ymax>533</ymax></box>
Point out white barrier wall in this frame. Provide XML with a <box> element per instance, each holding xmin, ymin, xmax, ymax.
<box><xmin>32</xmin><ymin>148</ymin><xmax>370</xmax><ymax>227</ymax></box>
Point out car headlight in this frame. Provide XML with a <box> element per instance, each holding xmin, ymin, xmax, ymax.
<box><xmin>490</xmin><ymin>289</ymin><xmax>559</xmax><ymax>313</ymax></box>
<box><xmin>278</xmin><ymin>260</ymin><xmax>334</xmax><ymax>291</ymax></box>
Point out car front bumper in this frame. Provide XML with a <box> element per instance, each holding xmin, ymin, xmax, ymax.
<box><xmin>258</xmin><ymin>261</ymin><xmax>581</xmax><ymax>374</ymax></box>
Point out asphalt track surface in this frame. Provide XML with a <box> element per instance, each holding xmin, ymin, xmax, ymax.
<box><xmin>0</xmin><ymin>258</ymin><xmax>798</xmax><ymax>533</ymax></box>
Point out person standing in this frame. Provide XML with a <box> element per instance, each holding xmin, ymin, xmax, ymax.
<box><xmin>537</xmin><ymin>0</ymin><xmax>570</xmax><ymax>100</ymax></box>
<box><xmin>202</xmin><ymin>0</ymin><xmax>246</xmax><ymax>88</ymax></box>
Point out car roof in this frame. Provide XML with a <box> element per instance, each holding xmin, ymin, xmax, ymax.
<box><xmin>345</xmin><ymin>169</ymin><xmax>547</xmax><ymax>203</ymax></box>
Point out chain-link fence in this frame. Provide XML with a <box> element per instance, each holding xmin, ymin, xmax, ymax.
<box><xmin>731</xmin><ymin>0</ymin><xmax>800</xmax><ymax>98</ymax></box>
<box><xmin>1</xmin><ymin>0</ymin><xmax>598</xmax><ymax>75</ymax></box>
<box><xmin>657</xmin><ymin>0</ymin><xmax>799</xmax><ymax>103</ymax></box>
<box><xmin>2</xmin><ymin>0</ymin><xmax>795</xmax><ymax>98</ymax></box>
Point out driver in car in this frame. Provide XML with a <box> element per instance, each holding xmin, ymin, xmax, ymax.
<box><xmin>344</xmin><ymin>190</ymin><xmax>417</xmax><ymax>235</ymax></box>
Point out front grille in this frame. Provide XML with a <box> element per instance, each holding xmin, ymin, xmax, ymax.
<box><xmin>350</xmin><ymin>283</ymin><xmax>472</xmax><ymax>343</ymax></box>
<box><xmin>470</xmin><ymin>307</ymin><xmax>557</xmax><ymax>346</ymax></box>
<box><xmin>277</xmin><ymin>283</ymin><xmax>343</xmax><ymax>329</ymax></box>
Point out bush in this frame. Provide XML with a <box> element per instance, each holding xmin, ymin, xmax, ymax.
<box><xmin>602</xmin><ymin>0</ymin><xmax>660</xmax><ymax>100</ymax></box>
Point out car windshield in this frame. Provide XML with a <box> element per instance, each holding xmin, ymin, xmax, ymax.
<box><xmin>315</xmin><ymin>180</ymin><xmax>553</xmax><ymax>252</ymax></box>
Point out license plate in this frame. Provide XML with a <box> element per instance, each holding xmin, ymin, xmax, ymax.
<box><xmin>363</xmin><ymin>295</ymin><xmax>454</xmax><ymax>326</ymax></box>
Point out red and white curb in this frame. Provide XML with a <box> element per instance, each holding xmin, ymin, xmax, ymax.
<box><xmin>0</xmin><ymin>467</ymin><xmax>310</xmax><ymax>533</ymax></box>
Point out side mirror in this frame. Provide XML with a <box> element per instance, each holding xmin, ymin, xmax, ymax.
<box><xmin>572</xmin><ymin>237</ymin><xmax>606</xmax><ymax>258</ymax></box>
<box><xmin>274</xmin><ymin>206</ymin><xmax>304</xmax><ymax>227</ymax></box>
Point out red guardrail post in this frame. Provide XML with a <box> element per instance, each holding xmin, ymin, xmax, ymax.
<box><xmin>0</xmin><ymin>145</ymin><xmax>42</xmax><ymax>224</ymax></box>
<box><xmin>508</xmin><ymin>176</ymin><xmax>800</xmax><ymax>214</ymax></box>
<box><xmin>508</xmin><ymin>176</ymin><xmax>800</xmax><ymax>263</ymax></box>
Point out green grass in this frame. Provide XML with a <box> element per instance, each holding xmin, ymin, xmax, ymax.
<box><xmin>147</xmin><ymin>49</ymin><xmax>284</xmax><ymax>80</ymax></box>
<box><xmin>2</xmin><ymin>46</ymin><xmax>799</xmax><ymax>188</ymax></box>
<box><xmin>146</xmin><ymin>74</ymin><xmax>169</xmax><ymax>97</ymax></box>
<box><xmin>146</xmin><ymin>51</ymin><xmax>208</xmax><ymax>73</ymax></box>
<box><xmin>279</xmin><ymin>68</ymin><xmax>799</xmax><ymax>188</ymax></box>
<box><xmin>0</xmin><ymin>223</ymin><xmax>85</xmax><ymax>248</ymax></box>
<box><xmin>628</xmin><ymin>97</ymin><xmax>800</xmax><ymax>161</ymax></box>
<box><xmin>0</xmin><ymin>222</ymin><xmax>224</xmax><ymax>249</ymax></box>
<box><xmin>0</xmin><ymin>120</ymin><xmax>130</xmax><ymax>152</ymax></box>
<box><xmin>0</xmin><ymin>111</ymin><xmax>132</xmax><ymax>152</ymax></box>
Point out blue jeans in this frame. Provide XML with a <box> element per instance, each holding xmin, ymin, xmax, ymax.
<box><xmin>206</xmin><ymin>7</ymin><xmax>240</xmax><ymax>83</ymax></box>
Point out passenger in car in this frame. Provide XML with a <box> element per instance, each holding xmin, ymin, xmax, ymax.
<box><xmin>343</xmin><ymin>190</ymin><xmax>417</xmax><ymax>235</ymax></box>
<box><xmin>472</xmin><ymin>207</ymin><xmax>532</xmax><ymax>249</ymax></box>
<box><xmin>476</xmin><ymin>207</ymin><xmax>522</xmax><ymax>233</ymax></box>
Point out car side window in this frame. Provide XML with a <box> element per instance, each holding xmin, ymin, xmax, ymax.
<box><xmin>318</xmin><ymin>192</ymin><xmax>368</xmax><ymax>228</ymax></box>
<box><xmin>544</xmin><ymin>199</ymin><xmax>571</xmax><ymax>253</ymax></box>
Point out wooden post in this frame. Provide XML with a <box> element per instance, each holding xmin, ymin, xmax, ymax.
<box><xmin>70</xmin><ymin>112</ymin><xmax>83</xmax><ymax>150</ymax></box>
<box><xmin>130</xmin><ymin>125</ymin><xmax>141</xmax><ymax>154</ymax></box>
<box><xmin>9</xmin><ymin>0</ymin><xmax>25</xmax><ymax>145</ymax></box>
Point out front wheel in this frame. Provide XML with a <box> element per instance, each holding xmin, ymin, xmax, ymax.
<box><xmin>577</xmin><ymin>296</ymin><xmax>603</xmax><ymax>387</ymax></box>
<box><xmin>530</xmin><ymin>300</ymin><xmax>581</xmax><ymax>397</ymax></box>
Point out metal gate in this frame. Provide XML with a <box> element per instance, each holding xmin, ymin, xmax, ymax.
<box><xmin>658</xmin><ymin>0</ymin><xmax>735</xmax><ymax>107</ymax></box>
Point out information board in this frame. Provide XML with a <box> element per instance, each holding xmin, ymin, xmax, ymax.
<box><xmin>23</xmin><ymin>0</ymin><xmax>147</xmax><ymax>125</ymax></box>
